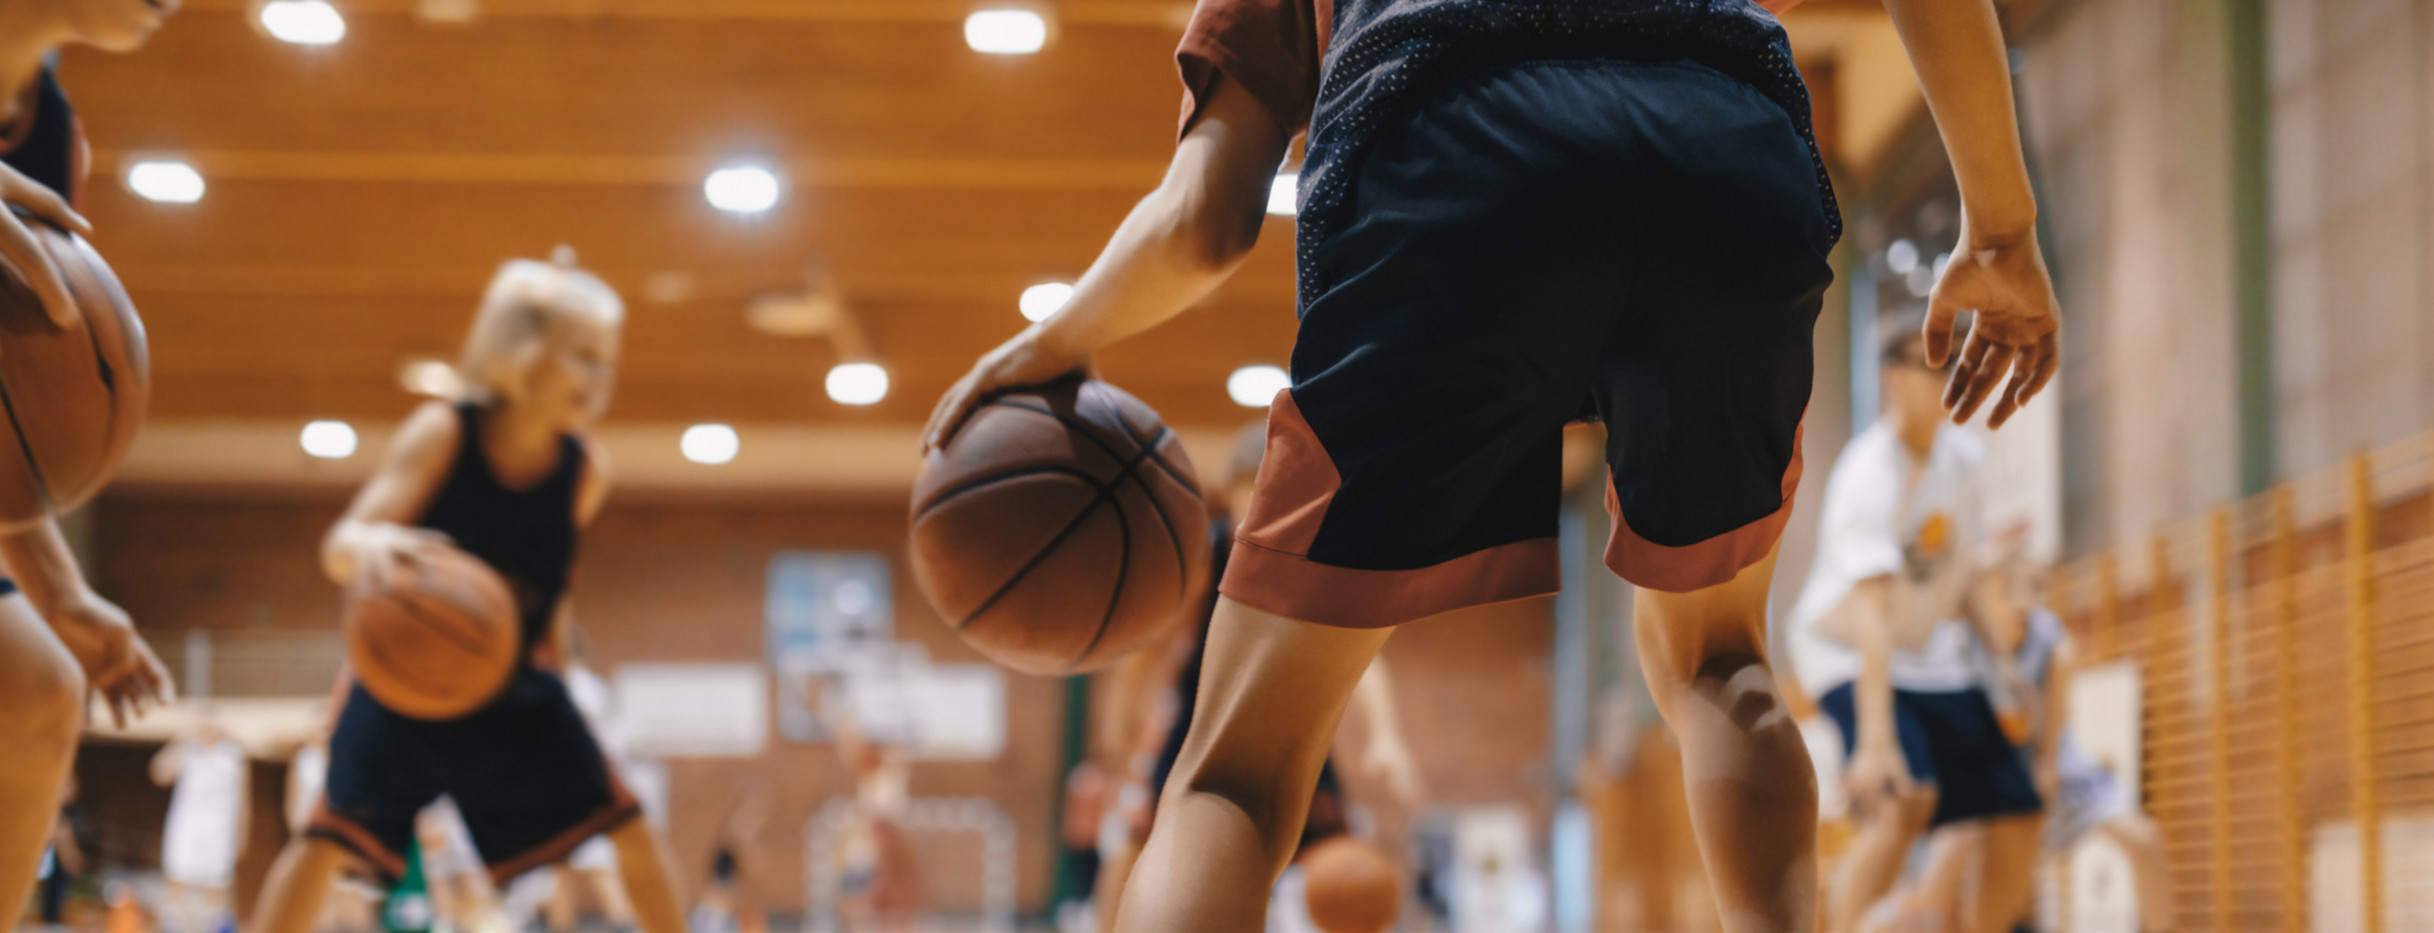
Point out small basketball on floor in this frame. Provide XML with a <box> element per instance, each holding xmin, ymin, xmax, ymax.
<box><xmin>909</xmin><ymin>375</ymin><xmax>1208</xmax><ymax>676</ymax></box>
<box><xmin>1301</xmin><ymin>837</ymin><xmax>1402</xmax><ymax>933</ymax></box>
<box><xmin>343</xmin><ymin>544</ymin><xmax>521</xmax><ymax>720</ymax></box>
<box><xmin>0</xmin><ymin>218</ymin><xmax>149</xmax><ymax>531</ymax></box>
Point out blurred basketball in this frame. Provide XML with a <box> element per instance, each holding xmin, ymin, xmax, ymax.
<box><xmin>343</xmin><ymin>545</ymin><xmax>521</xmax><ymax>720</ymax></box>
<box><xmin>0</xmin><ymin>218</ymin><xmax>149</xmax><ymax>532</ymax></box>
<box><xmin>1302</xmin><ymin>837</ymin><xmax>1403</xmax><ymax>933</ymax></box>
<box><xmin>910</xmin><ymin>376</ymin><xmax>1208</xmax><ymax>676</ymax></box>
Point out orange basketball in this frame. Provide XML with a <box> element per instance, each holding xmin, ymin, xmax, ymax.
<box><xmin>1302</xmin><ymin>838</ymin><xmax>1403</xmax><ymax>933</ymax></box>
<box><xmin>910</xmin><ymin>376</ymin><xmax>1208</xmax><ymax>676</ymax></box>
<box><xmin>0</xmin><ymin>219</ymin><xmax>149</xmax><ymax>532</ymax></box>
<box><xmin>342</xmin><ymin>545</ymin><xmax>521</xmax><ymax>720</ymax></box>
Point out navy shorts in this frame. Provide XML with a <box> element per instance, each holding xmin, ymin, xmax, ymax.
<box><xmin>1819</xmin><ymin>683</ymin><xmax>2044</xmax><ymax>827</ymax></box>
<box><xmin>310</xmin><ymin>669</ymin><xmax>638</xmax><ymax>885</ymax></box>
<box><xmin>1221</xmin><ymin>58</ymin><xmax>1837</xmax><ymax>628</ymax></box>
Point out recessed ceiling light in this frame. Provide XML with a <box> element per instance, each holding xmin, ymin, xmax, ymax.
<box><xmin>300</xmin><ymin>420</ymin><xmax>358</xmax><ymax>459</ymax></box>
<box><xmin>126</xmin><ymin>161</ymin><xmax>205</xmax><ymax>204</ymax></box>
<box><xmin>1268</xmin><ymin>174</ymin><xmax>1298</xmax><ymax>216</ymax></box>
<box><xmin>964</xmin><ymin>9</ymin><xmax>1048</xmax><ymax>54</ymax></box>
<box><xmin>681</xmin><ymin>423</ymin><xmax>740</xmax><ymax>465</ymax></box>
<box><xmin>1019</xmin><ymin>282</ymin><xmax>1074</xmax><ymax>322</ymax></box>
<box><xmin>260</xmin><ymin>0</ymin><xmax>347</xmax><ymax>45</ymax></box>
<box><xmin>704</xmin><ymin>164</ymin><xmax>781</xmax><ymax>214</ymax></box>
<box><xmin>826</xmin><ymin>362</ymin><xmax>890</xmax><ymax>406</ymax></box>
<box><xmin>1227</xmin><ymin>365</ymin><xmax>1291</xmax><ymax>408</ymax></box>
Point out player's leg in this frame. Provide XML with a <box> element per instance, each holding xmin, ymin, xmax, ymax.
<box><xmin>1634</xmin><ymin>549</ymin><xmax>1821</xmax><ymax>933</ymax></box>
<box><xmin>1962</xmin><ymin>815</ymin><xmax>2041</xmax><ymax>933</ymax></box>
<box><xmin>250</xmin><ymin>837</ymin><xmax>352</xmax><ymax>933</ymax></box>
<box><xmin>2097</xmin><ymin>814</ymin><xmax>2173</xmax><ymax>932</ymax></box>
<box><xmin>606</xmin><ymin>819</ymin><xmax>684</xmax><ymax>933</ymax></box>
<box><xmin>1110</xmin><ymin>599</ymin><xmax>1391</xmax><ymax>933</ymax></box>
<box><xmin>0</xmin><ymin>593</ymin><xmax>86</xmax><ymax>932</ymax></box>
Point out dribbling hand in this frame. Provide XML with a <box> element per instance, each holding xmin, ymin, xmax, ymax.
<box><xmin>346</xmin><ymin>524</ymin><xmax>455</xmax><ymax>593</ymax></box>
<box><xmin>1843</xmin><ymin>741</ymin><xmax>1916</xmax><ymax>814</ymax></box>
<box><xmin>920</xmin><ymin>327</ymin><xmax>1086</xmax><ymax>455</ymax></box>
<box><xmin>1923</xmin><ymin>221</ymin><xmax>2061</xmax><ymax>429</ymax></box>
<box><xmin>47</xmin><ymin>590</ymin><xmax>173</xmax><ymax>728</ymax></box>
<box><xmin>0</xmin><ymin>162</ymin><xmax>94</xmax><ymax>343</ymax></box>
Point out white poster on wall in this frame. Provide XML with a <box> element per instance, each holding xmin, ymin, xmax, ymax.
<box><xmin>2068</xmin><ymin>659</ymin><xmax>2142</xmax><ymax>803</ymax></box>
<box><xmin>828</xmin><ymin>648</ymin><xmax>1007</xmax><ymax>761</ymax></box>
<box><xmin>614</xmin><ymin>663</ymin><xmax>768</xmax><ymax>758</ymax></box>
<box><xmin>767</xmin><ymin>551</ymin><xmax>894</xmax><ymax>742</ymax></box>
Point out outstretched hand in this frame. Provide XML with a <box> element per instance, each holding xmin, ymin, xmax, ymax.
<box><xmin>47</xmin><ymin>591</ymin><xmax>174</xmax><ymax>728</ymax></box>
<box><xmin>920</xmin><ymin>328</ymin><xmax>1088</xmax><ymax>455</ymax></box>
<box><xmin>1922</xmin><ymin>223</ymin><xmax>2060</xmax><ymax>429</ymax></box>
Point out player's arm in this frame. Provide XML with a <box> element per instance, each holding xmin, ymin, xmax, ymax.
<box><xmin>1881</xmin><ymin>0</ymin><xmax>2061</xmax><ymax>427</ymax></box>
<box><xmin>1842</xmin><ymin>576</ymin><xmax>1917</xmax><ymax>807</ymax></box>
<box><xmin>922</xmin><ymin>75</ymin><xmax>1291</xmax><ymax>451</ymax></box>
<box><xmin>322</xmin><ymin>402</ymin><xmax>459</xmax><ymax>591</ymax></box>
<box><xmin>0</xmin><ymin>518</ymin><xmax>170</xmax><ymax>726</ymax></box>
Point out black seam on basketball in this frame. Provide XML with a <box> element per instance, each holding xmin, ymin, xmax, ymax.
<box><xmin>913</xmin><ymin>465</ymin><xmax>1106</xmax><ymax>520</ymax></box>
<box><xmin>388</xmin><ymin>593</ymin><xmax>496</xmax><ymax>658</ymax></box>
<box><xmin>1073</xmin><ymin>493</ymin><xmax>1133</xmax><ymax>667</ymax></box>
<box><xmin>0</xmin><ymin>381</ymin><xmax>53</xmax><ymax>510</ymax></box>
<box><xmin>948</xmin><ymin>435</ymin><xmax>1165</xmax><ymax>633</ymax></box>
<box><xmin>1114</xmin><ymin>425</ymin><xmax>1192</xmax><ymax>597</ymax></box>
<box><xmin>951</xmin><ymin>485</ymin><xmax>1111</xmax><ymax>632</ymax></box>
<box><xmin>989</xmin><ymin>396</ymin><xmax>1192</xmax><ymax>593</ymax></box>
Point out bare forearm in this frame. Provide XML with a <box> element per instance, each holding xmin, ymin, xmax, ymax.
<box><xmin>1881</xmin><ymin>0</ymin><xmax>2037</xmax><ymax>238</ymax></box>
<box><xmin>0</xmin><ymin>518</ymin><xmax>92</xmax><ymax>617</ymax></box>
<box><xmin>1034</xmin><ymin>184</ymin><xmax>1257</xmax><ymax>361</ymax></box>
<box><xmin>1854</xmin><ymin>582</ymin><xmax>1899</xmax><ymax>751</ymax></box>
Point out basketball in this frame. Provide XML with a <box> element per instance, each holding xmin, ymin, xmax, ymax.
<box><xmin>909</xmin><ymin>376</ymin><xmax>1209</xmax><ymax>676</ymax></box>
<box><xmin>342</xmin><ymin>545</ymin><xmax>522</xmax><ymax>721</ymax></box>
<box><xmin>1301</xmin><ymin>838</ymin><xmax>1403</xmax><ymax>933</ymax></box>
<box><xmin>0</xmin><ymin>218</ymin><xmax>149</xmax><ymax>532</ymax></box>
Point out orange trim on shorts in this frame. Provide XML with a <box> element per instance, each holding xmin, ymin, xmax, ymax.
<box><xmin>306</xmin><ymin>804</ymin><xmax>408</xmax><ymax>882</ymax></box>
<box><xmin>1234</xmin><ymin>390</ymin><xmax>1338</xmax><ymax>557</ymax></box>
<box><xmin>1221</xmin><ymin>535</ymin><xmax>1561</xmax><ymax>629</ymax></box>
<box><xmin>481</xmin><ymin>764</ymin><xmax>643</xmax><ymax>886</ymax></box>
<box><xmin>1604</xmin><ymin>418</ymin><xmax>1805</xmax><ymax>593</ymax></box>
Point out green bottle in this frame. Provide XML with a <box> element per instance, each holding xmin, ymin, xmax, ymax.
<box><xmin>383</xmin><ymin>838</ymin><xmax>435</xmax><ymax>933</ymax></box>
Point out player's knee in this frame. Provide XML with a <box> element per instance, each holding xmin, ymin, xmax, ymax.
<box><xmin>0</xmin><ymin>642</ymin><xmax>85</xmax><ymax>750</ymax></box>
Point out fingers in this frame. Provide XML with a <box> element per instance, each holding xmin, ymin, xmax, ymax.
<box><xmin>1949</xmin><ymin>342</ymin><xmax>2016</xmax><ymax>424</ymax></box>
<box><xmin>920</xmin><ymin>377</ymin><xmax>980</xmax><ymax>456</ymax></box>
<box><xmin>1921</xmin><ymin>297</ymin><xmax>1963</xmax><ymax>368</ymax></box>
<box><xmin>1986</xmin><ymin>335</ymin><xmax>2061</xmax><ymax>430</ymax></box>
<box><xmin>8</xmin><ymin>184</ymin><xmax>92</xmax><ymax>238</ymax></box>
<box><xmin>0</xmin><ymin>212</ymin><xmax>77</xmax><ymax>328</ymax></box>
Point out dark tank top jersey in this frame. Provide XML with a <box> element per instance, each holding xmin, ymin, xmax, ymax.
<box><xmin>419</xmin><ymin>402</ymin><xmax>585</xmax><ymax>654</ymax></box>
<box><xmin>0</xmin><ymin>65</ymin><xmax>88</xmax><ymax>597</ymax></box>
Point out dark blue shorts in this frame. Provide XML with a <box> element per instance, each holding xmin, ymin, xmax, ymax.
<box><xmin>310</xmin><ymin>670</ymin><xmax>638</xmax><ymax>885</ymax></box>
<box><xmin>1220</xmin><ymin>57</ymin><xmax>1837</xmax><ymax>629</ymax></box>
<box><xmin>1819</xmin><ymin>682</ymin><xmax>2044</xmax><ymax>827</ymax></box>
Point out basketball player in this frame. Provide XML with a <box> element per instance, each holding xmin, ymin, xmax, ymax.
<box><xmin>925</xmin><ymin>0</ymin><xmax>2060</xmax><ymax>926</ymax></box>
<box><xmin>247</xmin><ymin>255</ymin><xmax>686</xmax><ymax>933</ymax></box>
<box><xmin>153</xmin><ymin>715</ymin><xmax>250</xmax><ymax>933</ymax></box>
<box><xmin>1789</xmin><ymin>331</ymin><xmax>2043</xmax><ymax>933</ymax></box>
<box><xmin>824</xmin><ymin>701</ymin><xmax>923</xmax><ymax>933</ymax></box>
<box><xmin>1974</xmin><ymin>559</ymin><xmax>2171</xmax><ymax>933</ymax></box>
<box><xmin>0</xmin><ymin>3</ymin><xmax>178</xmax><ymax>926</ymax></box>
